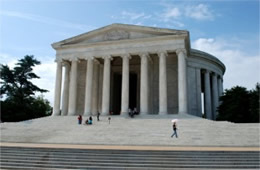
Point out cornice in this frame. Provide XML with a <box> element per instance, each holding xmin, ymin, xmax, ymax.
<box><xmin>53</xmin><ymin>34</ymin><xmax>187</xmax><ymax>50</ymax></box>
<box><xmin>190</xmin><ymin>49</ymin><xmax>226</xmax><ymax>73</ymax></box>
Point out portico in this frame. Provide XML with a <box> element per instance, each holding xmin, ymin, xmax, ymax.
<box><xmin>52</xmin><ymin>24</ymin><xmax>225</xmax><ymax>120</ymax></box>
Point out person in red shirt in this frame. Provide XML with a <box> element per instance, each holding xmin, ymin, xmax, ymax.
<box><xmin>78</xmin><ymin>115</ymin><xmax>82</xmax><ymax>125</ymax></box>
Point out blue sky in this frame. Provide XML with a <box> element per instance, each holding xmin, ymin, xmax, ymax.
<box><xmin>0</xmin><ymin>0</ymin><xmax>259</xmax><ymax>105</ymax></box>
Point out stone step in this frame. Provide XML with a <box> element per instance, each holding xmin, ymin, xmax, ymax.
<box><xmin>1</xmin><ymin>149</ymin><xmax>259</xmax><ymax>159</ymax></box>
<box><xmin>1</xmin><ymin>157</ymin><xmax>259</xmax><ymax>164</ymax></box>
<box><xmin>1</xmin><ymin>151</ymin><xmax>259</xmax><ymax>160</ymax></box>
<box><xmin>1</xmin><ymin>161</ymin><xmax>259</xmax><ymax>169</ymax></box>
<box><xmin>1</xmin><ymin>156</ymin><xmax>259</xmax><ymax>163</ymax></box>
<box><xmin>1</xmin><ymin>115</ymin><xmax>259</xmax><ymax>147</ymax></box>
<box><xmin>0</xmin><ymin>147</ymin><xmax>259</xmax><ymax>169</ymax></box>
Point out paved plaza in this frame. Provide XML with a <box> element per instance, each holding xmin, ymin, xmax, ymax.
<box><xmin>1</xmin><ymin>114</ymin><xmax>259</xmax><ymax>147</ymax></box>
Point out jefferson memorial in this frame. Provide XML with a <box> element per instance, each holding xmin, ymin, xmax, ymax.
<box><xmin>52</xmin><ymin>24</ymin><xmax>225</xmax><ymax>120</ymax></box>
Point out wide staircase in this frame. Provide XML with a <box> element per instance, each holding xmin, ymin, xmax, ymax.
<box><xmin>0</xmin><ymin>146</ymin><xmax>259</xmax><ymax>169</ymax></box>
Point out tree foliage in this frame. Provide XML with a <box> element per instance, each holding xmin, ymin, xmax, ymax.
<box><xmin>1</xmin><ymin>55</ymin><xmax>52</xmax><ymax>122</ymax></box>
<box><xmin>217</xmin><ymin>84</ymin><xmax>260</xmax><ymax>123</ymax></box>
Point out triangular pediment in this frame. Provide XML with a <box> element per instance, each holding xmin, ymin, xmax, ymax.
<box><xmin>52</xmin><ymin>23</ymin><xmax>188</xmax><ymax>48</ymax></box>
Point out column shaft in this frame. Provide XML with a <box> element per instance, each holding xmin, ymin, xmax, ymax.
<box><xmin>53</xmin><ymin>61</ymin><xmax>62</xmax><ymax>116</ymax></box>
<box><xmin>91</xmin><ymin>61</ymin><xmax>99</xmax><ymax>115</ymax></box>
<box><xmin>68</xmin><ymin>59</ymin><xmax>78</xmax><ymax>116</ymax></box>
<box><xmin>84</xmin><ymin>58</ymin><xmax>94</xmax><ymax>115</ymax></box>
<box><xmin>101</xmin><ymin>57</ymin><xmax>111</xmax><ymax>115</ymax></box>
<box><xmin>140</xmin><ymin>53</ymin><xmax>149</xmax><ymax>114</ymax></box>
<box><xmin>217</xmin><ymin>76</ymin><xmax>223</xmax><ymax>109</ymax></box>
<box><xmin>204</xmin><ymin>70</ymin><xmax>212</xmax><ymax>119</ymax></box>
<box><xmin>218</xmin><ymin>77</ymin><xmax>223</xmax><ymax>97</ymax></box>
<box><xmin>177</xmin><ymin>49</ymin><xmax>188</xmax><ymax>114</ymax></box>
<box><xmin>61</xmin><ymin>62</ymin><xmax>70</xmax><ymax>116</ymax></box>
<box><xmin>121</xmin><ymin>54</ymin><xmax>131</xmax><ymax>115</ymax></box>
<box><xmin>98</xmin><ymin>65</ymin><xmax>104</xmax><ymax>113</ymax></box>
<box><xmin>196</xmin><ymin>68</ymin><xmax>202</xmax><ymax>117</ymax></box>
<box><xmin>159</xmin><ymin>52</ymin><xmax>168</xmax><ymax>115</ymax></box>
<box><xmin>212</xmin><ymin>73</ymin><xmax>218</xmax><ymax>120</ymax></box>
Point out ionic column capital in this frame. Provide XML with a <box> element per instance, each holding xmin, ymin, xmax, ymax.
<box><xmin>68</xmin><ymin>58</ymin><xmax>79</xmax><ymax>62</ymax></box>
<box><xmin>84</xmin><ymin>56</ymin><xmax>94</xmax><ymax>60</ymax></box>
<box><xmin>217</xmin><ymin>75</ymin><xmax>223</xmax><ymax>80</ymax></box>
<box><xmin>212</xmin><ymin>72</ymin><xmax>217</xmax><ymax>76</ymax></box>
<box><xmin>139</xmin><ymin>53</ymin><xmax>152</xmax><ymax>61</ymax></box>
<box><xmin>62</xmin><ymin>61</ymin><xmax>71</xmax><ymax>67</ymax></box>
<box><xmin>121</xmin><ymin>54</ymin><xmax>132</xmax><ymax>60</ymax></box>
<box><xmin>102</xmin><ymin>55</ymin><xmax>113</xmax><ymax>61</ymax></box>
<box><xmin>201</xmin><ymin>69</ymin><xmax>211</xmax><ymax>74</ymax></box>
<box><xmin>176</xmin><ymin>48</ymin><xmax>187</xmax><ymax>56</ymax></box>
<box><xmin>157</xmin><ymin>51</ymin><xmax>168</xmax><ymax>57</ymax></box>
<box><xmin>139</xmin><ymin>52</ymin><xmax>149</xmax><ymax>57</ymax></box>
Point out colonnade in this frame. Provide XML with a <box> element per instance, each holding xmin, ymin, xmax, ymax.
<box><xmin>201</xmin><ymin>70</ymin><xmax>223</xmax><ymax>120</ymax></box>
<box><xmin>52</xmin><ymin>49</ymin><xmax>189</xmax><ymax>116</ymax></box>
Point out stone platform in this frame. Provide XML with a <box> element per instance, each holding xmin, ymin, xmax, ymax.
<box><xmin>0</xmin><ymin>114</ymin><xmax>259</xmax><ymax>147</ymax></box>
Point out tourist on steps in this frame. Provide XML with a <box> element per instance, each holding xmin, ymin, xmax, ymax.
<box><xmin>88</xmin><ymin>116</ymin><xmax>93</xmax><ymax>125</ymax></box>
<box><xmin>171</xmin><ymin>122</ymin><xmax>178</xmax><ymax>138</ymax></box>
<box><xmin>78</xmin><ymin>115</ymin><xmax>82</xmax><ymax>125</ymax></box>
<box><xmin>133</xmin><ymin>107</ymin><xmax>138</xmax><ymax>115</ymax></box>
<box><xmin>97</xmin><ymin>112</ymin><xmax>100</xmax><ymax>121</ymax></box>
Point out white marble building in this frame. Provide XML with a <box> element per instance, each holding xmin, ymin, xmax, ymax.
<box><xmin>52</xmin><ymin>24</ymin><xmax>225</xmax><ymax>120</ymax></box>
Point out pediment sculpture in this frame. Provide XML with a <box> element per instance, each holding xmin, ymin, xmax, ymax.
<box><xmin>103</xmin><ymin>30</ymin><xmax>130</xmax><ymax>41</ymax></box>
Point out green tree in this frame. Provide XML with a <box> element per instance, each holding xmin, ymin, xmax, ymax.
<box><xmin>0</xmin><ymin>55</ymin><xmax>51</xmax><ymax>122</ymax></box>
<box><xmin>217</xmin><ymin>84</ymin><xmax>260</xmax><ymax>123</ymax></box>
<box><xmin>248</xmin><ymin>83</ymin><xmax>260</xmax><ymax>122</ymax></box>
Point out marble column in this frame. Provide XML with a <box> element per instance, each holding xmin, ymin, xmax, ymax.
<box><xmin>204</xmin><ymin>70</ymin><xmax>212</xmax><ymax>119</ymax></box>
<box><xmin>121</xmin><ymin>54</ymin><xmax>131</xmax><ymax>115</ymax></box>
<box><xmin>218</xmin><ymin>77</ymin><xmax>223</xmax><ymax>97</ymax></box>
<box><xmin>140</xmin><ymin>53</ymin><xmax>149</xmax><ymax>115</ymax></box>
<box><xmin>84</xmin><ymin>57</ymin><xmax>94</xmax><ymax>116</ymax></box>
<box><xmin>158</xmin><ymin>51</ymin><xmax>168</xmax><ymax>115</ymax></box>
<box><xmin>196</xmin><ymin>68</ymin><xmax>202</xmax><ymax>117</ymax></box>
<box><xmin>98</xmin><ymin>65</ymin><xmax>104</xmax><ymax>113</ymax></box>
<box><xmin>68</xmin><ymin>59</ymin><xmax>78</xmax><ymax>116</ymax></box>
<box><xmin>61</xmin><ymin>61</ymin><xmax>70</xmax><ymax>116</ymax></box>
<box><xmin>176</xmin><ymin>49</ymin><xmax>188</xmax><ymax>114</ymax></box>
<box><xmin>217</xmin><ymin>76</ymin><xmax>223</xmax><ymax>108</ymax></box>
<box><xmin>212</xmin><ymin>73</ymin><xmax>218</xmax><ymax>120</ymax></box>
<box><xmin>101</xmin><ymin>56</ymin><xmax>112</xmax><ymax>115</ymax></box>
<box><xmin>53</xmin><ymin>60</ymin><xmax>63</xmax><ymax>116</ymax></box>
<box><xmin>91</xmin><ymin>60</ymin><xmax>99</xmax><ymax>115</ymax></box>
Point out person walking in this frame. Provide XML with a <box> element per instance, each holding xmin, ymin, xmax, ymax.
<box><xmin>97</xmin><ymin>112</ymin><xmax>100</xmax><ymax>121</ymax></box>
<box><xmin>171</xmin><ymin>122</ymin><xmax>178</xmax><ymax>138</ymax></box>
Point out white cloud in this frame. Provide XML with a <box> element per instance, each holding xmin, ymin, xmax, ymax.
<box><xmin>0</xmin><ymin>10</ymin><xmax>95</xmax><ymax>31</ymax></box>
<box><xmin>0</xmin><ymin>53</ymin><xmax>19</xmax><ymax>68</ymax></box>
<box><xmin>192</xmin><ymin>38</ymin><xmax>260</xmax><ymax>90</ymax></box>
<box><xmin>112</xmin><ymin>11</ymin><xmax>152</xmax><ymax>22</ymax></box>
<box><xmin>163</xmin><ymin>7</ymin><xmax>181</xmax><ymax>20</ymax></box>
<box><xmin>159</xmin><ymin>3</ymin><xmax>214</xmax><ymax>22</ymax></box>
<box><xmin>32</xmin><ymin>61</ymin><xmax>56</xmax><ymax>106</ymax></box>
<box><xmin>121</xmin><ymin>11</ymin><xmax>145</xmax><ymax>20</ymax></box>
<box><xmin>171</xmin><ymin>21</ymin><xmax>185</xmax><ymax>27</ymax></box>
<box><xmin>185</xmin><ymin>4</ymin><xmax>214</xmax><ymax>20</ymax></box>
